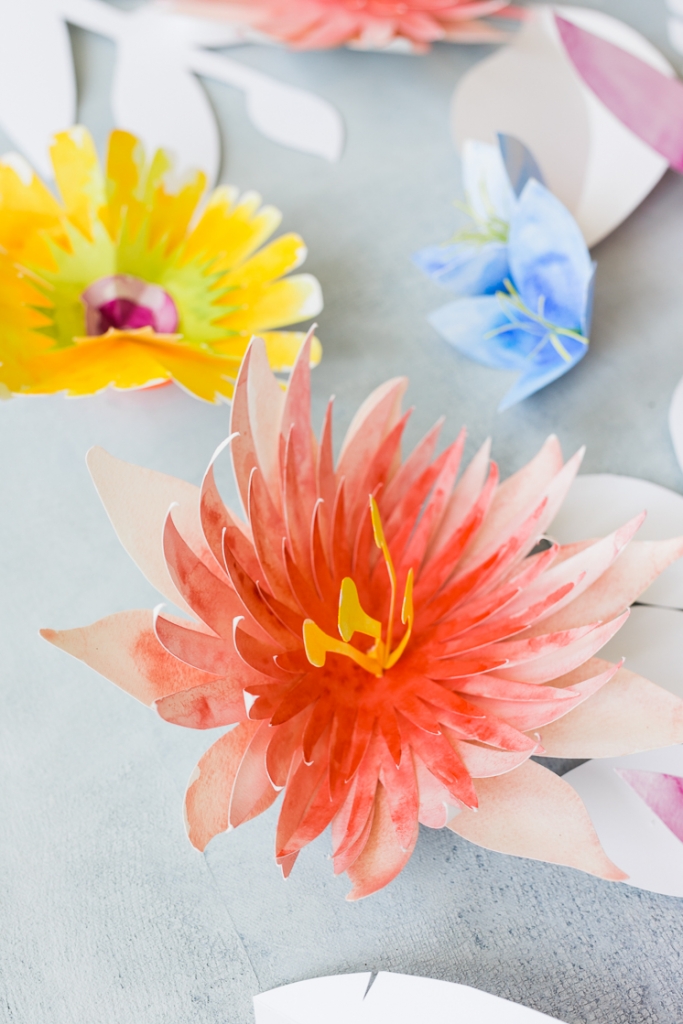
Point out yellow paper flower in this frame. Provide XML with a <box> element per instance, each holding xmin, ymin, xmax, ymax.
<box><xmin>0</xmin><ymin>127</ymin><xmax>322</xmax><ymax>401</ymax></box>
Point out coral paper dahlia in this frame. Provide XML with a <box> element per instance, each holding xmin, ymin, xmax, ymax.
<box><xmin>43</xmin><ymin>337</ymin><xmax>683</xmax><ymax>898</ymax></box>
<box><xmin>0</xmin><ymin>127</ymin><xmax>321</xmax><ymax>401</ymax></box>
<box><xmin>176</xmin><ymin>0</ymin><xmax>513</xmax><ymax>50</ymax></box>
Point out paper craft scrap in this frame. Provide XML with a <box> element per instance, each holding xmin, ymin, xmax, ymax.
<box><xmin>556</xmin><ymin>14</ymin><xmax>683</xmax><ymax>174</ymax></box>
<box><xmin>452</xmin><ymin>5</ymin><xmax>673</xmax><ymax>247</ymax></box>
<box><xmin>42</xmin><ymin>339</ymin><xmax>683</xmax><ymax>898</ymax></box>
<box><xmin>254</xmin><ymin>972</ymin><xmax>568</xmax><ymax>1023</ymax></box>
<box><xmin>0</xmin><ymin>0</ymin><xmax>344</xmax><ymax>185</ymax></box>
<box><xmin>416</xmin><ymin>136</ymin><xmax>594</xmax><ymax>410</ymax></box>
<box><xmin>0</xmin><ymin>127</ymin><xmax>322</xmax><ymax>401</ymax></box>
<box><xmin>617</xmin><ymin>770</ymin><xmax>683</xmax><ymax>845</ymax></box>
<box><xmin>164</xmin><ymin>0</ymin><xmax>517</xmax><ymax>51</ymax></box>
<box><xmin>564</xmin><ymin>746</ymin><xmax>683</xmax><ymax>898</ymax></box>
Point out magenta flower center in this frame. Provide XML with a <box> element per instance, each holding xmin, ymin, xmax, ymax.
<box><xmin>81</xmin><ymin>274</ymin><xmax>179</xmax><ymax>336</ymax></box>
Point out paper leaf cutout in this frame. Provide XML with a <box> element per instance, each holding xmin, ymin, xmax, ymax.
<box><xmin>617</xmin><ymin>769</ymin><xmax>683</xmax><ymax>845</ymax></box>
<box><xmin>254</xmin><ymin>972</ymin><xmax>567</xmax><ymax>1024</ymax></box>
<box><xmin>0</xmin><ymin>127</ymin><xmax>323</xmax><ymax>400</ymax></box>
<box><xmin>0</xmin><ymin>0</ymin><xmax>344</xmax><ymax>186</ymax></box>
<box><xmin>0</xmin><ymin>0</ymin><xmax>75</xmax><ymax>177</ymax></box>
<box><xmin>564</xmin><ymin>746</ymin><xmax>683</xmax><ymax>898</ymax></box>
<box><xmin>550</xmin><ymin>474</ymin><xmax>683</xmax><ymax>609</ymax></box>
<box><xmin>452</xmin><ymin>4</ymin><xmax>672</xmax><ymax>247</ymax></box>
<box><xmin>42</xmin><ymin>345</ymin><xmax>683</xmax><ymax>896</ymax></box>
<box><xmin>556</xmin><ymin>14</ymin><xmax>683</xmax><ymax>173</ymax></box>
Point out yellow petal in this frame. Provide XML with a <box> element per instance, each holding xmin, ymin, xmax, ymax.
<box><xmin>217</xmin><ymin>274</ymin><xmax>323</xmax><ymax>333</ymax></box>
<box><xmin>101</xmin><ymin>129</ymin><xmax>147</xmax><ymax>243</ymax></box>
<box><xmin>256</xmin><ymin>331</ymin><xmax>322</xmax><ymax>371</ymax></box>
<box><xmin>0</xmin><ymin>156</ymin><xmax>65</xmax><ymax>267</ymax></box>
<box><xmin>219</xmin><ymin>233</ymin><xmax>307</xmax><ymax>289</ymax></box>
<box><xmin>180</xmin><ymin>185</ymin><xmax>240</xmax><ymax>264</ymax></box>
<box><xmin>200</xmin><ymin>191</ymin><xmax>282</xmax><ymax>273</ymax></box>
<box><xmin>50</xmin><ymin>126</ymin><xmax>105</xmax><ymax>242</ymax></box>
<box><xmin>149</xmin><ymin>171</ymin><xmax>206</xmax><ymax>256</ymax></box>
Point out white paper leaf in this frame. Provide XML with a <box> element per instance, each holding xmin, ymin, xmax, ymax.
<box><xmin>452</xmin><ymin>4</ymin><xmax>672</xmax><ymax>247</ymax></box>
<box><xmin>565</xmin><ymin>745</ymin><xmax>683</xmax><ymax>898</ymax></box>
<box><xmin>254</xmin><ymin>973</ymin><xmax>566</xmax><ymax>1024</ymax></box>
<box><xmin>0</xmin><ymin>0</ymin><xmax>76</xmax><ymax>177</ymax></box>
<box><xmin>550</xmin><ymin>474</ymin><xmax>683</xmax><ymax>609</ymax></box>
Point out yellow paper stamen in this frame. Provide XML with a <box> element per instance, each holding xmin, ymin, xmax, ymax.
<box><xmin>302</xmin><ymin>499</ymin><xmax>414</xmax><ymax>677</ymax></box>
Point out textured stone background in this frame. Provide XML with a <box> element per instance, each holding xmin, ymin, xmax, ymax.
<box><xmin>2</xmin><ymin>1</ymin><xmax>683</xmax><ymax>1021</ymax></box>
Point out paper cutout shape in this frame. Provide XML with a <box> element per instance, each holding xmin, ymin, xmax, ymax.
<box><xmin>550</xmin><ymin>474</ymin><xmax>683</xmax><ymax>610</ymax></box>
<box><xmin>617</xmin><ymin>769</ymin><xmax>683</xmax><ymax>845</ymax></box>
<box><xmin>415</xmin><ymin>138</ymin><xmax>594</xmax><ymax>410</ymax></box>
<box><xmin>452</xmin><ymin>5</ymin><xmax>673</xmax><ymax>247</ymax></box>
<box><xmin>556</xmin><ymin>14</ymin><xmax>683</xmax><ymax>174</ymax></box>
<box><xmin>0</xmin><ymin>0</ymin><xmax>344</xmax><ymax>186</ymax></box>
<box><xmin>165</xmin><ymin>0</ymin><xmax>515</xmax><ymax>52</ymax></box>
<box><xmin>0</xmin><ymin>127</ymin><xmax>322</xmax><ymax>401</ymax></box>
<box><xmin>667</xmin><ymin>0</ymin><xmax>683</xmax><ymax>58</ymax></box>
<box><xmin>669</xmin><ymin>374</ymin><xmax>683</xmax><ymax>479</ymax></box>
<box><xmin>254</xmin><ymin>972</ymin><xmax>567</xmax><ymax>1024</ymax></box>
<box><xmin>565</xmin><ymin>746</ymin><xmax>683</xmax><ymax>898</ymax></box>
<box><xmin>42</xmin><ymin>341</ymin><xmax>683</xmax><ymax>897</ymax></box>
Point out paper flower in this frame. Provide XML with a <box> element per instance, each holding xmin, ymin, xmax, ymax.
<box><xmin>177</xmin><ymin>0</ymin><xmax>513</xmax><ymax>50</ymax></box>
<box><xmin>418</xmin><ymin>151</ymin><xmax>595</xmax><ymax>411</ymax></box>
<box><xmin>42</xmin><ymin>338</ymin><xmax>683</xmax><ymax>899</ymax></box>
<box><xmin>0</xmin><ymin>126</ymin><xmax>322</xmax><ymax>401</ymax></box>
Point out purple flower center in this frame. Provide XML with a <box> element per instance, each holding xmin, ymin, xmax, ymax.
<box><xmin>81</xmin><ymin>274</ymin><xmax>179</xmax><ymax>336</ymax></box>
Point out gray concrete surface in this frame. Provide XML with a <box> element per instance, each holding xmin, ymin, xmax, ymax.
<box><xmin>2</xmin><ymin>1</ymin><xmax>683</xmax><ymax>1021</ymax></box>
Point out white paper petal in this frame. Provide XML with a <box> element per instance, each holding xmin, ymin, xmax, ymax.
<box><xmin>565</xmin><ymin>746</ymin><xmax>683</xmax><ymax>898</ymax></box>
<box><xmin>0</xmin><ymin>0</ymin><xmax>76</xmax><ymax>177</ymax></box>
<box><xmin>452</xmin><ymin>4</ymin><xmax>672</xmax><ymax>247</ymax></box>
<box><xmin>255</xmin><ymin>973</ymin><xmax>566</xmax><ymax>1024</ymax></box>
<box><xmin>598</xmin><ymin>605</ymin><xmax>683</xmax><ymax>700</ymax></box>
<box><xmin>669</xmin><ymin>374</ymin><xmax>683</xmax><ymax>478</ymax></box>
<box><xmin>550</xmin><ymin>474</ymin><xmax>683</xmax><ymax>609</ymax></box>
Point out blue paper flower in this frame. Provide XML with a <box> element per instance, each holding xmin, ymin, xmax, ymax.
<box><xmin>415</xmin><ymin>138</ymin><xmax>594</xmax><ymax>410</ymax></box>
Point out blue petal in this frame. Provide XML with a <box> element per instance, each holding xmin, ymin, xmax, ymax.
<box><xmin>429</xmin><ymin>297</ymin><xmax>529</xmax><ymax>371</ymax></box>
<box><xmin>508</xmin><ymin>179</ymin><xmax>594</xmax><ymax>330</ymax></box>
<box><xmin>412</xmin><ymin>242</ymin><xmax>509</xmax><ymax>296</ymax></box>
<box><xmin>462</xmin><ymin>139</ymin><xmax>517</xmax><ymax>224</ymax></box>
<box><xmin>497</xmin><ymin>134</ymin><xmax>545</xmax><ymax>196</ymax></box>
<box><xmin>498</xmin><ymin>330</ymin><xmax>589</xmax><ymax>411</ymax></box>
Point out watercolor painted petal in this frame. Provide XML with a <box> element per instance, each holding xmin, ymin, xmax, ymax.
<box><xmin>616</xmin><ymin>770</ymin><xmax>683</xmax><ymax>844</ymax></box>
<box><xmin>537</xmin><ymin>662</ymin><xmax>683</xmax><ymax>757</ymax></box>
<box><xmin>41</xmin><ymin>610</ymin><xmax>219</xmax><ymax>705</ymax></box>
<box><xmin>448</xmin><ymin>759</ymin><xmax>627</xmax><ymax>880</ymax></box>
<box><xmin>508</xmin><ymin>179</ymin><xmax>593</xmax><ymax>330</ymax></box>
<box><xmin>462</xmin><ymin>138</ymin><xmax>517</xmax><ymax>223</ymax></box>
<box><xmin>429</xmin><ymin>296</ymin><xmax>529</xmax><ymax>371</ymax></box>
<box><xmin>498</xmin><ymin>332</ymin><xmax>589</xmax><ymax>411</ymax></box>
<box><xmin>185</xmin><ymin>720</ymin><xmax>262</xmax><ymax>851</ymax></box>
<box><xmin>412</xmin><ymin>241</ymin><xmax>509</xmax><ymax>296</ymax></box>
<box><xmin>346</xmin><ymin>784</ymin><xmax>419</xmax><ymax>901</ymax></box>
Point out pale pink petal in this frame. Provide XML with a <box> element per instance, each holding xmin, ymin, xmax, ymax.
<box><xmin>346</xmin><ymin>783</ymin><xmax>419</xmax><ymax>900</ymax></box>
<box><xmin>229</xmin><ymin>722</ymin><xmax>279</xmax><ymax>827</ymax></box>
<box><xmin>248</xmin><ymin>337</ymin><xmax>286</xmax><ymax>506</ymax></box>
<box><xmin>381</xmin><ymin>418</ymin><xmax>443</xmax><ymax>511</ymax></box>
<box><xmin>429</xmin><ymin>438</ymin><xmax>492</xmax><ymax>554</ymax></box>
<box><xmin>86</xmin><ymin>447</ymin><xmax>212</xmax><ymax>615</ymax></box>
<box><xmin>41</xmin><ymin>610</ymin><xmax>219</xmax><ymax>705</ymax></box>
<box><xmin>497</xmin><ymin>613</ymin><xmax>628</xmax><ymax>684</ymax></box>
<box><xmin>185</xmin><ymin>720</ymin><xmax>264</xmax><ymax>851</ymax></box>
<box><xmin>448</xmin><ymin>759</ymin><xmax>627</xmax><ymax>880</ymax></box>
<box><xmin>537</xmin><ymin>661</ymin><xmax>683</xmax><ymax>757</ymax></box>
<box><xmin>413</xmin><ymin>753</ymin><xmax>453</xmax><ymax>827</ymax></box>
<box><xmin>336</xmin><ymin>377</ymin><xmax>408</xmax><ymax>504</ymax></box>
<box><xmin>453</xmin><ymin>741</ymin><xmax>534</xmax><ymax>778</ymax></box>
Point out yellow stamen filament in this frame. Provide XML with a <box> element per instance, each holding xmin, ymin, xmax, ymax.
<box><xmin>303</xmin><ymin>497</ymin><xmax>414</xmax><ymax>676</ymax></box>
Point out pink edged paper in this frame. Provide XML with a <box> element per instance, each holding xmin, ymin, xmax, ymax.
<box><xmin>564</xmin><ymin>747</ymin><xmax>683</xmax><ymax>897</ymax></box>
<box><xmin>556</xmin><ymin>13</ymin><xmax>683</xmax><ymax>173</ymax></box>
<box><xmin>254</xmin><ymin>972</ymin><xmax>567</xmax><ymax>1024</ymax></box>
<box><xmin>617</xmin><ymin>769</ymin><xmax>683</xmax><ymax>845</ymax></box>
<box><xmin>43</xmin><ymin>337</ymin><xmax>683</xmax><ymax>897</ymax></box>
<box><xmin>452</xmin><ymin>5</ymin><xmax>673</xmax><ymax>246</ymax></box>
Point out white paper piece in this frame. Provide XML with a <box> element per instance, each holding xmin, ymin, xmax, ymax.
<box><xmin>0</xmin><ymin>0</ymin><xmax>344</xmax><ymax>186</ymax></box>
<box><xmin>452</xmin><ymin>5</ymin><xmax>672</xmax><ymax>247</ymax></box>
<box><xmin>549</xmin><ymin>473</ymin><xmax>683</xmax><ymax>609</ymax></box>
<box><xmin>254</xmin><ymin>973</ymin><xmax>567</xmax><ymax>1024</ymax></box>
<box><xmin>667</xmin><ymin>0</ymin><xmax>683</xmax><ymax>56</ymax></box>
<box><xmin>0</xmin><ymin>0</ymin><xmax>76</xmax><ymax>178</ymax></box>
<box><xmin>598</xmin><ymin>605</ymin><xmax>683</xmax><ymax>701</ymax></box>
<box><xmin>669</xmin><ymin>374</ymin><xmax>683</xmax><ymax>478</ymax></box>
<box><xmin>565</xmin><ymin>746</ymin><xmax>683</xmax><ymax>897</ymax></box>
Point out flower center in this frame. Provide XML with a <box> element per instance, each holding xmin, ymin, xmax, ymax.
<box><xmin>81</xmin><ymin>274</ymin><xmax>179</xmax><ymax>336</ymax></box>
<box><xmin>303</xmin><ymin>497</ymin><xmax>414</xmax><ymax>677</ymax></box>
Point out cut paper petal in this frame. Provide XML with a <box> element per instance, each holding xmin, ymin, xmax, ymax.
<box><xmin>452</xmin><ymin>5</ymin><xmax>673</xmax><ymax>246</ymax></box>
<box><xmin>550</xmin><ymin>474</ymin><xmax>683</xmax><ymax>609</ymax></box>
<box><xmin>556</xmin><ymin>14</ymin><xmax>683</xmax><ymax>174</ymax></box>
<box><xmin>45</xmin><ymin>351</ymin><xmax>683</xmax><ymax>896</ymax></box>
<box><xmin>597</xmin><ymin>605</ymin><xmax>683</xmax><ymax>702</ymax></box>
<box><xmin>412</xmin><ymin>242</ymin><xmax>510</xmax><ymax>298</ymax></box>
<box><xmin>564</xmin><ymin>746</ymin><xmax>683</xmax><ymax>897</ymax></box>
<box><xmin>616</xmin><ymin>769</ymin><xmax>683</xmax><ymax>845</ymax></box>
<box><xmin>448</xmin><ymin>759</ymin><xmax>627</xmax><ymax>880</ymax></box>
<box><xmin>669</xmin><ymin>373</ymin><xmax>683</xmax><ymax>480</ymax></box>
<box><xmin>254</xmin><ymin>972</ymin><xmax>567</xmax><ymax>1024</ymax></box>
